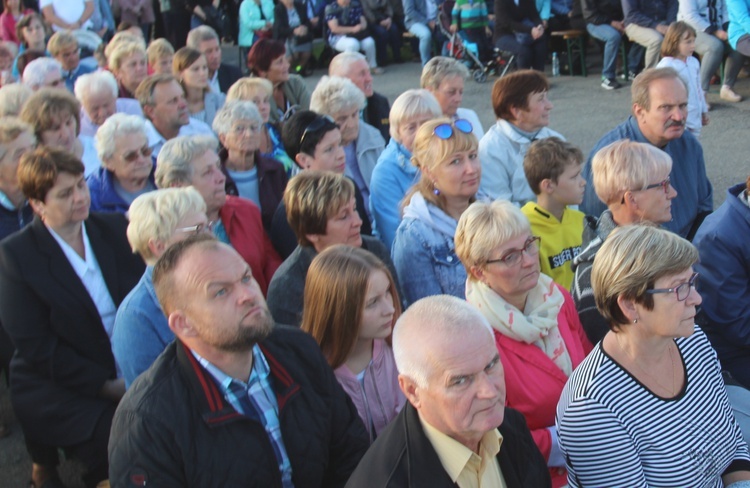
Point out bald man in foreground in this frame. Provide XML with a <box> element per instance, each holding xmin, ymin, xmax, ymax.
<box><xmin>345</xmin><ymin>295</ymin><xmax>551</xmax><ymax>487</ymax></box>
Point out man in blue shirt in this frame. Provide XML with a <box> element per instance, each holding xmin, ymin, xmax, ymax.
<box><xmin>109</xmin><ymin>235</ymin><xmax>369</xmax><ymax>487</ymax></box>
<box><xmin>580</xmin><ymin>67</ymin><xmax>713</xmax><ymax>240</ymax></box>
<box><xmin>47</xmin><ymin>31</ymin><xmax>95</xmax><ymax>92</ymax></box>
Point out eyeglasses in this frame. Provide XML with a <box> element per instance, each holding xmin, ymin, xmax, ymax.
<box><xmin>231</xmin><ymin>123</ymin><xmax>260</xmax><ymax>135</ymax></box>
<box><xmin>122</xmin><ymin>145</ymin><xmax>154</xmax><ymax>162</ymax></box>
<box><xmin>433</xmin><ymin>118</ymin><xmax>473</xmax><ymax>139</ymax></box>
<box><xmin>175</xmin><ymin>221</ymin><xmax>215</xmax><ymax>235</ymax></box>
<box><xmin>486</xmin><ymin>236</ymin><xmax>541</xmax><ymax>267</ymax></box>
<box><xmin>299</xmin><ymin>114</ymin><xmax>336</xmax><ymax>147</ymax></box>
<box><xmin>621</xmin><ymin>177</ymin><xmax>671</xmax><ymax>204</ymax></box>
<box><xmin>47</xmin><ymin>77</ymin><xmax>65</xmax><ymax>88</ymax></box>
<box><xmin>645</xmin><ymin>272</ymin><xmax>698</xmax><ymax>302</ymax></box>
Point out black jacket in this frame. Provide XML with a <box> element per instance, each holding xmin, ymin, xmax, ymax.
<box><xmin>581</xmin><ymin>0</ymin><xmax>624</xmax><ymax>25</ymax></box>
<box><xmin>366</xmin><ymin>92</ymin><xmax>391</xmax><ymax>143</ymax></box>
<box><xmin>0</xmin><ymin>213</ymin><xmax>144</xmax><ymax>445</ymax></box>
<box><xmin>345</xmin><ymin>402</ymin><xmax>551</xmax><ymax>488</ymax></box>
<box><xmin>273</xmin><ymin>0</ymin><xmax>313</xmax><ymax>43</ymax></box>
<box><xmin>109</xmin><ymin>327</ymin><xmax>370</xmax><ymax>487</ymax></box>
<box><xmin>218</xmin><ymin>62</ymin><xmax>242</xmax><ymax>93</ymax></box>
<box><xmin>493</xmin><ymin>0</ymin><xmax>543</xmax><ymax>41</ymax></box>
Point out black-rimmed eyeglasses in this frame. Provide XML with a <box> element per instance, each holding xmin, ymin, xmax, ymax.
<box><xmin>645</xmin><ymin>272</ymin><xmax>698</xmax><ymax>302</ymax></box>
<box><xmin>622</xmin><ymin>177</ymin><xmax>671</xmax><ymax>204</ymax></box>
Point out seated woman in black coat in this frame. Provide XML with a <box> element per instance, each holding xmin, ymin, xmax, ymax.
<box><xmin>0</xmin><ymin>147</ymin><xmax>144</xmax><ymax>487</ymax></box>
<box><xmin>273</xmin><ymin>0</ymin><xmax>314</xmax><ymax>74</ymax></box>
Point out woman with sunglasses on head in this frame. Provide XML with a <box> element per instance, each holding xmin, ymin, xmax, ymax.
<box><xmin>113</xmin><ymin>187</ymin><xmax>209</xmax><ymax>388</ymax></box>
<box><xmin>571</xmin><ymin>139</ymin><xmax>677</xmax><ymax>346</ymax></box>
<box><xmin>87</xmin><ymin>114</ymin><xmax>157</xmax><ymax>214</ymax></box>
<box><xmin>391</xmin><ymin>117</ymin><xmax>480</xmax><ymax>307</ymax></box>
<box><xmin>455</xmin><ymin>199</ymin><xmax>592</xmax><ymax>488</ymax></box>
<box><xmin>557</xmin><ymin>224</ymin><xmax>750</xmax><ymax>488</ymax></box>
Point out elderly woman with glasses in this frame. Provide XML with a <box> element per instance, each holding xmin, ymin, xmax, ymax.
<box><xmin>155</xmin><ymin>134</ymin><xmax>282</xmax><ymax>295</ymax></box>
<box><xmin>391</xmin><ymin>117</ymin><xmax>480</xmax><ymax>306</ymax></box>
<box><xmin>19</xmin><ymin>87</ymin><xmax>101</xmax><ymax>176</ymax></box>
<box><xmin>113</xmin><ymin>187</ymin><xmax>208</xmax><ymax>388</ymax></box>
<box><xmin>88</xmin><ymin>113</ymin><xmax>156</xmax><ymax>214</ymax></box>
<box><xmin>557</xmin><ymin>225</ymin><xmax>750</xmax><ymax>487</ymax></box>
<box><xmin>571</xmin><ymin>139</ymin><xmax>677</xmax><ymax>346</ymax></box>
<box><xmin>212</xmin><ymin>100</ymin><xmax>288</xmax><ymax>230</ymax></box>
<box><xmin>455</xmin><ymin>199</ymin><xmax>592</xmax><ymax>488</ymax></box>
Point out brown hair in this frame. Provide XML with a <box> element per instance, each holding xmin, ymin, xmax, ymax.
<box><xmin>17</xmin><ymin>146</ymin><xmax>84</xmax><ymax>202</ymax></box>
<box><xmin>284</xmin><ymin>171</ymin><xmax>355</xmax><ymax>247</ymax></box>
<box><xmin>661</xmin><ymin>21</ymin><xmax>696</xmax><ymax>58</ymax></box>
<box><xmin>135</xmin><ymin>73</ymin><xmax>178</xmax><ymax>108</ymax></box>
<box><xmin>172</xmin><ymin>47</ymin><xmax>207</xmax><ymax>94</ymax></box>
<box><xmin>301</xmin><ymin>245</ymin><xmax>401</xmax><ymax>369</ymax></box>
<box><xmin>523</xmin><ymin>137</ymin><xmax>584</xmax><ymax>195</ymax></box>
<box><xmin>631</xmin><ymin>67</ymin><xmax>683</xmax><ymax>111</ymax></box>
<box><xmin>15</xmin><ymin>13</ymin><xmax>43</xmax><ymax>48</ymax></box>
<box><xmin>492</xmin><ymin>69</ymin><xmax>549</xmax><ymax>120</ymax></box>
<box><xmin>19</xmin><ymin>88</ymin><xmax>81</xmax><ymax>141</ymax></box>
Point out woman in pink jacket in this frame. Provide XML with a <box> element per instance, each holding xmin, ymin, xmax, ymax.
<box><xmin>456</xmin><ymin>199</ymin><xmax>592</xmax><ymax>488</ymax></box>
<box><xmin>301</xmin><ymin>244</ymin><xmax>405</xmax><ymax>443</ymax></box>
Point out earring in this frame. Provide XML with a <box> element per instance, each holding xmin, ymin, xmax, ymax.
<box><xmin>633</xmin><ymin>318</ymin><xmax>638</xmax><ymax>324</ymax></box>
<box><xmin>432</xmin><ymin>181</ymin><xmax>440</xmax><ymax>196</ymax></box>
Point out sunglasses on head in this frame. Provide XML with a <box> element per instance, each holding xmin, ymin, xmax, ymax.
<box><xmin>433</xmin><ymin>119</ymin><xmax>473</xmax><ymax>139</ymax></box>
<box><xmin>299</xmin><ymin>114</ymin><xmax>336</xmax><ymax>147</ymax></box>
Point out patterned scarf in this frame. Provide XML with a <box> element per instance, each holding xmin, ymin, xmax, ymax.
<box><xmin>466</xmin><ymin>273</ymin><xmax>572</xmax><ymax>376</ymax></box>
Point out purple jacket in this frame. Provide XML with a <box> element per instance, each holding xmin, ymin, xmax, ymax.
<box><xmin>334</xmin><ymin>339</ymin><xmax>405</xmax><ymax>443</ymax></box>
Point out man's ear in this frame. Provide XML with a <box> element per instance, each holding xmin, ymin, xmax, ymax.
<box><xmin>168</xmin><ymin>310</ymin><xmax>196</xmax><ymax>339</ymax></box>
<box><xmin>142</xmin><ymin>104</ymin><xmax>155</xmax><ymax>121</ymax></box>
<box><xmin>632</xmin><ymin>102</ymin><xmax>644</xmax><ymax>120</ymax></box>
<box><xmin>399</xmin><ymin>374</ymin><xmax>422</xmax><ymax>409</ymax></box>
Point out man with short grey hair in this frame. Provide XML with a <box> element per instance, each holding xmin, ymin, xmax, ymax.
<box><xmin>22</xmin><ymin>58</ymin><xmax>65</xmax><ymax>91</ymax></box>
<box><xmin>329</xmin><ymin>51</ymin><xmax>391</xmax><ymax>141</ymax></box>
<box><xmin>186</xmin><ymin>25</ymin><xmax>241</xmax><ymax>94</ymax></box>
<box><xmin>346</xmin><ymin>295</ymin><xmax>550</xmax><ymax>488</ymax></box>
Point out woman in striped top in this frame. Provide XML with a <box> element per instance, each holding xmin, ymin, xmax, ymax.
<box><xmin>556</xmin><ymin>225</ymin><xmax>750</xmax><ymax>487</ymax></box>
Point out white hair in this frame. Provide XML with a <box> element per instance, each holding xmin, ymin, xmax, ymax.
<box><xmin>310</xmin><ymin>76</ymin><xmax>366</xmax><ymax>115</ymax></box>
<box><xmin>0</xmin><ymin>83</ymin><xmax>33</xmax><ymax>117</ymax></box>
<box><xmin>186</xmin><ymin>25</ymin><xmax>219</xmax><ymax>49</ymax></box>
<box><xmin>95</xmin><ymin>113</ymin><xmax>148</xmax><ymax>162</ymax></box>
<box><xmin>392</xmin><ymin>295</ymin><xmax>493</xmax><ymax>388</ymax></box>
<box><xmin>212</xmin><ymin>100</ymin><xmax>262</xmax><ymax>136</ymax></box>
<box><xmin>74</xmin><ymin>70</ymin><xmax>118</xmax><ymax>102</ymax></box>
<box><xmin>328</xmin><ymin>51</ymin><xmax>367</xmax><ymax>77</ymax></box>
<box><xmin>155</xmin><ymin>134</ymin><xmax>219</xmax><ymax>188</ymax></box>
<box><xmin>389</xmin><ymin>89</ymin><xmax>442</xmax><ymax>141</ymax></box>
<box><xmin>22</xmin><ymin>58</ymin><xmax>62</xmax><ymax>90</ymax></box>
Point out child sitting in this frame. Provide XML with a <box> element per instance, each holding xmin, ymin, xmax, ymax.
<box><xmin>656</xmin><ymin>21</ymin><xmax>709</xmax><ymax>137</ymax></box>
<box><xmin>521</xmin><ymin>137</ymin><xmax>585</xmax><ymax>290</ymax></box>
<box><xmin>450</xmin><ymin>0</ymin><xmax>493</xmax><ymax>62</ymax></box>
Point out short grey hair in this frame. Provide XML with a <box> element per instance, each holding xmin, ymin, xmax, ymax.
<box><xmin>22</xmin><ymin>58</ymin><xmax>62</xmax><ymax>90</ymax></box>
<box><xmin>592</xmin><ymin>139</ymin><xmax>673</xmax><ymax>206</ymax></box>
<box><xmin>74</xmin><ymin>70</ymin><xmax>118</xmax><ymax>102</ymax></box>
<box><xmin>155</xmin><ymin>134</ymin><xmax>219</xmax><ymax>188</ymax></box>
<box><xmin>420</xmin><ymin>56</ymin><xmax>469</xmax><ymax>91</ymax></box>
<box><xmin>328</xmin><ymin>51</ymin><xmax>367</xmax><ymax>77</ymax></box>
<box><xmin>0</xmin><ymin>83</ymin><xmax>32</xmax><ymax>117</ymax></box>
<box><xmin>126</xmin><ymin>187</ymin><xmax>207</xmax><ymax>264</ymax></box>
<box><xmin>186</xmin><ymin>25</ymin><xmax>219</xmax><ymax>49</ymax></box>
<box><xmin>212</xmin><ymin>100</ymin><xmax>262</xmax><ymax>136</ymax></box>
<box><xmin>393</xmin><ymin>295</ymin><xmax>493</xmax><ymax>388</ymax></box>
<box><xmin>310</xmin><ymin>76</ymin><xmax>365</xmax><ymax>115</ymax></box>
<box><xmin>389</xmin><ymin>89</ymin><xmax>442</xmax><ymax>141</ymax></box>
<box><xmin>95</xmin><ymin>113</ymin><xmax>148</xmax><ymax>162</ymax></box>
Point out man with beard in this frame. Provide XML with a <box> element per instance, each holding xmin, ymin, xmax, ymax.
<box><xmin>108</xmin><ymin>235</ymin><xmax>369</xmax><ymax>487</ymax></box>
<box><xmin>580</xmin><ymin>67</ymin><xmax>713</xmax><ymax>240</ymax></box>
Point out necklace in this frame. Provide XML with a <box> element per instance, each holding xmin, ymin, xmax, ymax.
<box><xmin>615</xmin><ymin>334</ymin><xmax>676</xmax><ymax>397</ymax></box>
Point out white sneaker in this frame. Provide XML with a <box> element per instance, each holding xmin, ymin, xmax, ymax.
<box><xmin>720</xmin><ymin>85</ymin><xmax>742</xmax><ymax>102</ymax></box>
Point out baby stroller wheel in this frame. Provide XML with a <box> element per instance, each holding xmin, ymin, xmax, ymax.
<box><xmin>473</xmin><ymin>70</ymin><xmax>487</xmax><ymax>83</ymax></box>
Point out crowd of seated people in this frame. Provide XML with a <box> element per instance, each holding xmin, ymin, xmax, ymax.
<box><xmin>0</xmin><ymin>2</ymin><xmax>749</xmax><ymax>486</ymax></box>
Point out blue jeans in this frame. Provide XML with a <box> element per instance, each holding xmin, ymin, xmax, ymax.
<box><xmin>586</xmin><ymin>23</ymin><xmax>620</xmax><ymax>79</ymax></box>
<box><xmin>495</xmin><ymin>33</ymin><xmax>546</xmax><ymax>71</ymax></box>
<box><xmin>408</xmin><ymin>22</ymin><xmax>432</xmax><ymax>65</ymax></box>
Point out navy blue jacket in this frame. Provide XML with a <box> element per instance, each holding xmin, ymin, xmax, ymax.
<box><xmin>622</xmin><ymin>0</ymin><xmax>677</xmax><ymax>27</ymax></box>
<box><xmin>87</xmin><ymin>164</ymin><xmax>157</xmax><ymax>214</ymax></box>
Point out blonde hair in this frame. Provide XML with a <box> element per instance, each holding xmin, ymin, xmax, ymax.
<box><xmin>105</xmin><ymin>32</ymin><xmax>146</xmax><ymax>64</ymax></box>
<box><xmin>591</xmin><ymin>139</ymin><xmax>672</xmax><ymax>206</ymax></box>
<box><xmin>0</xmin><ymin>83</ymin><xmax>32</xmax><ymax>117</ymax></box>
<box><xmin>403</xmin><ymin>117</ymin><xmax>478</xmax><ymax>210</ymax></box>
<box><xmin>591</xmin><ymin>224</ymin><xmax>698</xmax><ymax>329</ymax></box>
<box><xmin>420</xmin><ymin>56</ymin><xmax>469</xmax><ymax>90</ymax></box>
<box><xmin>108</xmin><ymin>41</ymin><xmax>147</xmax><ymax>73</ymax></box>
<box><xmin>455</xmin><ymin>200</ymin><xmax>531</xmax><ymax>281</ymax></box>
<box><xmin>126</xmin><ymin>187</ymin><xmax>207</xmax><ymax>264</ymax></box>
<box><xmin>147</xmin><ymin>38</ymin><xmax>175</xmax><ymax>66</ymax></box>
<box><xmin>226</xmin><ymin>77</ymin><xmax>273</xmax><ymax>102</ymax></box>
<box><xmin>0</xmin><ymin>117</ymin><xmax>35</xmax><ymax>161</ymax></box>
<box><xmin>388</xmin><ymin>89</ymin><xmax>442</xmax><ymax>141</ymax></box>
<box><xmin>47</xmin><ymin>31</ymin><xmax>77</xmax><ymax>57</ymax></box>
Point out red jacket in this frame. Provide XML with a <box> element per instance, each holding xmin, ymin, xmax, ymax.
<box><xmin>219</xmin><ymin>195</ymin><xmax>282</xmax><ymax>296</ymax></box>
<box><xmin>495</xmin><ymin>285</ymin><xmax>592</xmax><ymax>488</ymax></box>
<box><xmin>0</xmin><ymin>9</ymin><xmax>34</xmax><ymax>45</ymax></box>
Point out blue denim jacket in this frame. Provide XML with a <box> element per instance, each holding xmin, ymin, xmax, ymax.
<box><xmin>391</xmin><ymin>193</ymin><xmax>466</xmax><ymax>307</ymax></box>
<box><xmin>112</xmin><ymin>267</ymin><xmax>174</xmax><ymax>388</ymax></box>
<box><xmin>370</xmin><ymin>139</ymin><xmax>419</xmax><ymax>250</ymax></box>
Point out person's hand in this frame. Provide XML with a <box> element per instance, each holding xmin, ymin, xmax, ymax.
<box><xmin>488</xmin><ymin>14</ymin><xmax>495</xmax><ymax>21</ymax></box>
<box><xmin>702</xmin><ymin>112</ymin><xmax>710</xmax><ymax>126</ymax></box>
<box><xmin>532</xmin><ymin>24</ymin><xmax>544</xmax><ymax>39</ymax></box>
<box><xmin>100</xmin><ymin>378</ymin><xmax>126</xmax><ymax>402</ymax></box>
<box><xmin>311</xmin><ymin>16</ymin><xmax>319</xmax><ymax>27</ymax></box>
<box><xmin>715</xmin><ymin>29</ymin><xmax>728</xmax><ymax>41</ymax></box>
<box><xmin>449</xmin><ymin>24</ymin><xmax>457</xmax><ymax>33</ymax></box>
<box><xmin>428</xmin><ymin>20</ymin><xmax>436</xmax><ymax>30</ymax></box>
<box><xmin>656</xmin><ymin>23</ymin><xmax>669</xmax><ymax>35</ymax></box>
<box><xmin>611</xmin><ymin>20</ymin><xmax>624</xmax><ymax>32</ymax></box>
<box><xmin>380</xmin><ymin>17</ymin><xmax>392</xmax><ymax>29</ymax></box>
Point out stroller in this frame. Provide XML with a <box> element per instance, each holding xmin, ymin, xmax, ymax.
<box><xmin>437</xmin><ymin>0</ymin><xmax>515</xmax><ymax>83</ymax></box>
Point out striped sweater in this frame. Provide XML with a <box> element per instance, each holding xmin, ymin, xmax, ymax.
<box><xmin>451</xmin><ymin>0</ymin><xmax>488</xmax><ymax>29</ymax></box>
<box><xmin>556</xmin><ymin>325</ymin><xmax>750</xmax><ymax>487</ymax></box>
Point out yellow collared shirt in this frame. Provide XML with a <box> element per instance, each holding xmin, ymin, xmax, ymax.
<box><xmin>420</xmin><ymin>415</ymin><xmax>508</xmax><ymax>488</ymax></box>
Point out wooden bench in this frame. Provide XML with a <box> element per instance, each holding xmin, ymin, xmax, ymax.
<box><xmin>551</xmin><ymin>29</ymin><xmax>586</xmax><ymax>77</ymax></box>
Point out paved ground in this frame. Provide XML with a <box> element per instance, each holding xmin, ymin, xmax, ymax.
<box><xmin>1</xmin><ymin>47</ymin><xmax>748</xmax><ymax>486</ymax></box>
